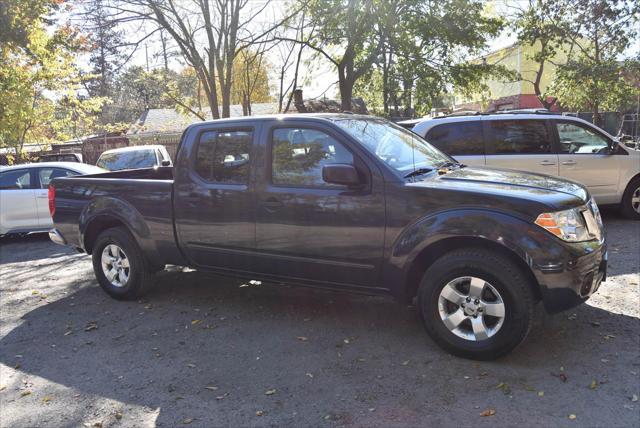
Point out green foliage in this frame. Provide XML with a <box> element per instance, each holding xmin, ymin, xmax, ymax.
<box><xmin>0</xmin><ymin>1</ymin><xmax>106</xmax><ymax>156</ymax></box>
<box><xmin>549</xmin><ymin>0</ymin><xmax>639</xmax><ymax>123</ymax></box>
<box><xmin>552</xmin><ymin>58</ymin><xmax>640</xmax><ymax>114</ymax></box>
<box><xmin>353</xmin><ymin>0</ymin><xmax>504</xmax><ymax>116</ymax></box>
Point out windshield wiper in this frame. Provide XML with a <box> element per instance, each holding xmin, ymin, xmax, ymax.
<box><xmin>403</xmin><ymin>167</ymin><xmax>434</xmax><ymax>179</ymax></box>
<box><xmin>436</xmin><ymin>161</ymin><xmax>459</xmax><ymax>169</ymax></box>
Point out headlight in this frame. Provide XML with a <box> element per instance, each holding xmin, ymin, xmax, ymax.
<box><xmin>534</xmin><ymin>207</ymin><xmax>593</xmax><ymax>242</ymax></box>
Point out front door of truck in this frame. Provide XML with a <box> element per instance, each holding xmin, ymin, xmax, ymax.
<box><xmin>253</xmin><ymin>123</ymin><xmax>386</xmax><ymax>288</ymax></box>
<box><xmin>173</xmin><ymin>124</ymin><xmax>257</xmax><ymax>272</ymax></box>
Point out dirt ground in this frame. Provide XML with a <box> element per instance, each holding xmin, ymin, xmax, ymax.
<box><xmin>0</xmin><ymin>209</ymin><xmax>638</xmax><ymax>428</ymax></box>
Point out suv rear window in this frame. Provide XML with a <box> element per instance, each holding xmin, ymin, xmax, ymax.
<box><xmin>489</xmin><ymin>120</ymin><xmax>551</xmax><ymax>154</ymax></box>
<box><xmin>97</xmin><ymin>149</ymin><xmax>157</xmax><ymax>170</ymax></box>
<box><xmin>425</xmin><ymin>122</ymin><xmax>484</xmax><ymax>156</ymax></box>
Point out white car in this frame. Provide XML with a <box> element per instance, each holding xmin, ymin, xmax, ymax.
<box><xmin>0</xmin><ymin>162</ymin><xmax>106</xmax><ymax>235</ymax></box>
<box><xmin>96</xmin><ymin>145</ymin><xmax>172</xmax><ymax>171</ymax></box>
<box><xmin>411</xmin><ymin>111</ymin><xmax>640</xmax><ymax>219</ymax></box>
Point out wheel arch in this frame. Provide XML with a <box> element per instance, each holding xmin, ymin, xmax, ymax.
<box><xmin>83</xmin><ymin>215</ymin><xmax>131</xmax><ymax>255</ymax></box>
<box><xmin>402</xmin><ymin>236</ymin><xmax>542</xmax><ymax>304</ymax></box>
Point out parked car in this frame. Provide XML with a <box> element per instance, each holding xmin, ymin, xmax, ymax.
<box><xmin>0</xmin><ymin>162</ymin><xmax>105</xmax><ymax>236</ymax></box>
<box><xmin>48</xmin><ymin>114</ymin><xmax>606</xmax><ymax>360</ymax></box>
<box><xmin>39</xmin><ymin>153</ymin><xmax>83</xmax><ymax>163</ymax></box>
<box><xmin>411</xmin><ymin>111</ymin><xmax>640</xmax><ymax>220</ymax></box>
<box><xmin>96</xmin><ymin>145</ymin><xmax>172</xmax><ymax>171</ymax></box>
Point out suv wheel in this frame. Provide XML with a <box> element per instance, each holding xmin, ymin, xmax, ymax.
<box><xmin>621</xmin><ymin>177</ymin><xmax>640</xmax><ymax>220</ymax></box>
<box><xmin>92</xmin><ymin>226</ymin><xmax>155</xmax><ymax>300</ymax></box>
<box><xmin>417</xmin><ymin>248</ymin><xmax>534</xmax><ymax>360</ymax></box>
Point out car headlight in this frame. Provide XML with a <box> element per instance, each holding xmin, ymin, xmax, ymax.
<box><xmin>534</xmin><ymin>207</ymin><xmax>594</xmax><ymax>242</ymax></box>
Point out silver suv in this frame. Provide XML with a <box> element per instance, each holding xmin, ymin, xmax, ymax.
<box><xmin>411</xmin><ymin>112</ymin><xmax>640</xmax><ymax>219</ymax></box>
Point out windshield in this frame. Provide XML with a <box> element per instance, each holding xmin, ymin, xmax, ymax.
<box><xmin>97</xmin><ymin>149</ymin><xmax>158</xmax><ymax>171</ymax></box>
<box><xmin>332</xmin><ymin>118</ymin><xmax>454</xmax><ymax>175</ymax></box>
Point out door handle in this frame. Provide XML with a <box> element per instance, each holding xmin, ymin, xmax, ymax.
<box><xmin>262</xmin><ymin>197</ymin><xmax>283</xmax><ymax>211</ymax></box>
<box><xmin>539</xmin><ymin>160</ymin><xmax>556</xmax><ymax>166</ymax></box>
<box><xmin>561</xmin><ymin>160</ymin><xmax>577</xmax><ymax>166</ymax></box>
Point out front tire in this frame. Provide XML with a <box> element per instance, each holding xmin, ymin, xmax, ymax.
<box><xmin>417</xmin><ymin>248</ymin><xmax>534</xmax><ymax>360</ymax></box>
<box><xmin>92</xmin><ymin>226</ymin><xmax>155</xmax><ymax>300</ymax></box>
<box><xmin>620</xmin><ymin>177</ymin><xmax>640</xmax><ymax>220</ymax></box>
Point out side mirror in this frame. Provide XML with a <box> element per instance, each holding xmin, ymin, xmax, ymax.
<box><xmin>322</xmin><ymin>164</ymin><xmax>361</xmax><ymax>186</ymax></box>
<box><xmin>161</xmin><ymin>160</ymin><xmax>172</xmax><ymax>167</ymax></box>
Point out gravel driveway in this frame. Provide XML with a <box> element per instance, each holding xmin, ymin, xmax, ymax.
<box><xmin>1</xmin><ymin>210</ymin><xmax>638</xmax><ymax>427</ymax></box>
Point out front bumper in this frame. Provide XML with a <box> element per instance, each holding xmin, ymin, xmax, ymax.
<box><xmin>48</xmin><ymin>228</ymin><xmax>67</xmax><ymax>246</ymax></box>
<box><xmin>536</xmin><ymin>241</ymin><xmax>607</xmax><ymax>314</ymax></box>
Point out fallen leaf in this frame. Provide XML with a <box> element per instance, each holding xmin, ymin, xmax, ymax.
<box><xmin>64</xmin><ymin>331</ymin><xmax>73</xmax><ymax>336</ymax></box>
<box><xmin>186</xmin><ymin>363</ymin><xmax>196</xmax><ymax>368</ymax></box>
<box><xmin>215</xmin><ymin>393</ymin><xmax>228</xmax><ymax>400</ymax></box>
<box><xmin>296</xmin><ymin>336</ymin><xmax>308</xmax><ymax>341</ymax></box>
<box><xmin>401</xmin><ymin>360</ymin><xmax>410</xmax><ymax>366</ymax></box>
<box><xmin>191</xmin><ymin>320</ymin><xmax>202</xmax><ymax>325</ymax></box>
<box><xmin>343</xmin><ymin>339</ymin><xmax>350</xmax><ymax>344</ymax></box>
<box><xmin>93</xmin><ymin>423</ymin><xmax>103</xmax><ymax>428</ymax></box>
<box><xmin>538</xmin><ymin>391</ymin><xmax>544</xmax><ymax>397</ymax></box>
<box><xmin>256</xmin><ymin>410</ymin><xmax>264</xmax><ymax>416</ymax></box>
<box><xmin>305</xmin><ymin>373</ymin><xmax>314</xmax><ymax>378</ymax></box>
<box><xmin>42</xmin><ymin>396</ymin><xmax>53</xmax><ymax>403</ymax></box>
<box><xmin>20</xmin><ymin>390</ymin><xmax>31</xmax><ymax>397</ymax></box>
<box><xmin>496</xmin><ymin>382</ymin><xmax>511</xmax><ymax>395</ymax></box>
<box><xmin>115</xmin><ymin>412</ymin><xmax>123</xmax><ymax>420</ymax></box>
<box><xmin>204</xmin><ymin>386</ymin><xmax>218</xmax><ymax>391</ymax></box>
<box><xmin>182</xmin><ymin>418</ymin><xmax>193</xmax><ymax>424</ymax></box>
<box><xmin>265</xmin><ymin>389</ymin><xmax>276</xmax><ymax>395</ymax></box>
<box><xmin>84</xmin><ymin>321</ymin><xmax>98</xmax><ymax>332</ymax></box>
<box><xmin>480</xmin><ymin>409</ymin><xmax>496</xmax><ymax>417</ymax></box>
<box><xmin>631</xmin><ymin>394</ymin><xmax>638</xmax><ymax>402</ymax></box>
<box><xmin>551</xmin><ymin>372</ymin><xmax>568</xmax><ymax>382</ymax></box>
<box><xmin>601</xmin><ymin>359</ymin><xmax>609</xmax><ymax>363</ymax></box>
<box><xmin>0</xmin><ymin>385</ymin><xmax>6</xmax><ymax>392</ymax></box>
<box><xmin>590</xmin><ymin>321</ymin><xmax>600</xmax><ymax>327</ymax></box>
<box><xmin>589</xmin><ymin>380</ymin><xmax>598</xmax><ymax>390</ymax></box>
<box><xmin>568</xmin><ymin>414</ymin><xmax>577</xmax><ymax>420</ymax></box>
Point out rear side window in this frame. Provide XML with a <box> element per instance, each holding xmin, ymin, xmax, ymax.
<box><xmin>0</xmin><ymin>169</ymin><xmax>33</xmax><ymax>190</ymax></box>
<box><xmin>97</xmin><ymin>149</ymin><xmax>157</xmax><ymax>170</ymax></box>
<box><xmin>489</xmin><ymin>120</ymin><xmax>551</xmax><ymax>154</ymax></box>
<box><xmin>195</xmin><ymin>130</ymin><xmax>252</xmax><ymax>184</ymax></box>
<box><xmin>425</xmin><ymin>122</ymin><xmax>484</xmax><ymax>155</ymax></box>
<box><xmin>38</xmin><ymin>168</ymin><xmax>77</xmax><ymax>188</ymax></box>
<box><xmin>272</xmin><ymin>128</ymin><xmax>354</xmax><ymax>187</ymax></box>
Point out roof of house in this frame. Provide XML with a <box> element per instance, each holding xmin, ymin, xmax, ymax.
<box><xmin>128</xmin><ymin>103</ymin><xmax>279</xmax><ymax>136</ymax></box>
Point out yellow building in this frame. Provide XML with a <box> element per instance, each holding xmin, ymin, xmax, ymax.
<box><xmin>456</xmin><ymin>41</ymin><xmax>568</xmax><ymax>111</ymax></box>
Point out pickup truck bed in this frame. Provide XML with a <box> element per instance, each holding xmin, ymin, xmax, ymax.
<box><xmin>53</xmin><ymin>166</ymin><xmax>184</xmax><ymax>267</ymax></box>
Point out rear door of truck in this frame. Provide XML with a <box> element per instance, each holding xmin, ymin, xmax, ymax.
<box><xmin>173</xmin><ymin>121</ymin><xmax>259</xmax><ymax>272</ymax></box>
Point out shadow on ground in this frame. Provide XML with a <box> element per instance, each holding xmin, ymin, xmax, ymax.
<box><xmin>1</xmin><ymin>266</ymin><xmax>638</xmax><ymax>427</ymax></box>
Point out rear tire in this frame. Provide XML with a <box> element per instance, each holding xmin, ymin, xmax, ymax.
<box><xmin>620</xmin><ymin>177</ymin><xmax>640</xmax><ymax>220</ymax></box>
<box><xmin>92</xmin><ymin>226</ymin><xmax>155</xmax><ymax>300</ymax></box>
<box><xmin>417</xmin><ymin>248</ymin><xmax>534</xmax><ymax>360</ymax></box>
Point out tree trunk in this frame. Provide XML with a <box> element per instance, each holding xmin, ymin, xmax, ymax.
<box><xmin>338</xmin><ymin>64</ymin><xmax>354</xmax><ymax>112</ymax></box>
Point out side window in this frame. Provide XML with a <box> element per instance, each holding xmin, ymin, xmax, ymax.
<box><xmin>556</xmin><ymin>122</ymin><xmax>610</xmax><ymax>154</ymax></box>
<box><xmin>38</xmin><ymin>168</ymin><xmax>77</xmax><ymax>188</ymax></box>
<box><xmin>0</xmin><ymin>169</ymin><xmax>33</xmax><ymax>190</ymax></box>
<box><xmin>195</xmin><ymin>129</ymin><xmax>252</xmax><ymax>184</ymax></box>
<box><xmin>425</xmin><ymin>122</ymin><xmax>484</xmax><ymax>156</ymax></box>
<box><xmin>272</xmin><ymin>128</ymin><xmax>354</xmax><ymax>187</ymax></box>
<box><xmin>490</xmin><ymin>120</ymin><xmax>551</xmax><ymax>154</ymax></box>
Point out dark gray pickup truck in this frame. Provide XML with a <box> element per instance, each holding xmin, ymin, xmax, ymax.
<box><xmin>49</xmin><ymin>114</ymin><xmax>607</xmax><ymax>359</ymax></box>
